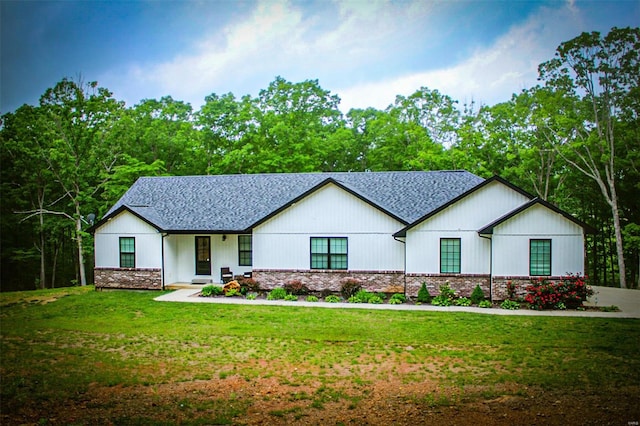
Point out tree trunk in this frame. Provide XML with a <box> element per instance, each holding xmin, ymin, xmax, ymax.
<box><xmin>39</xmin><ymin>210</ymin><xmax>46</xmax><ymax>289</ymax></box>
<box><xmin>74</xmin><ymin>202</ymin><xmax>87</xmax><ymax>286</ymax></box>
<box><xmin>609</xmin><ymin>194</ymin><xmax>627</xmax><ymax>288</ymax></box>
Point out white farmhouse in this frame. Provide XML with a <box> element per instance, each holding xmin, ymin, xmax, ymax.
<box><xmin>92</xmin><ymin>171</ymin><xmax>592</xmax><ymax>300</ymax></box>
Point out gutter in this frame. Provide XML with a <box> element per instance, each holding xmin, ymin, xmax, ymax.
<box><xmin>393</xmin><ymin>235</ymin><xmax>407</xmax><ymax>296</ymax></box>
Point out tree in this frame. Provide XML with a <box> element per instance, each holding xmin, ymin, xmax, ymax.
<box><xmin>35</xmin><ymin>78</ymin><xmax>124</xmax><ymax>286</ymax></box>
<box><xmin>123</xmin><ymin>96</ymin><xmax>198</xmax><ymax>175</ymax></box>
<box><xmin>538</xmin><ymin>27</ymin><xmax>640</xmax><ymax>288</ymax></box>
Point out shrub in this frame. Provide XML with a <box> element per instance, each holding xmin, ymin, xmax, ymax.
<box><xmin>225</xmin><ymin>288</ymin><xmax>240</xmax><ymax>297</ymax></box>
<box><xmin>432</xmin><ymin>283</ymin><xmax>456</xmax><ymax>306</ymax></box>
<box><xmin>524</xmin><ymin>275</ymin><xmax>593</xmax><ymax>310</ymax></box>
<box><xmin>305</xmin><ymin>295</ymin><xmax>319</xmax><ymax>302</ymax></box>
<box><xmin>267</xmin><ymin>287</ymin><xmax>287</xmax><ymax>300</ymax></box>
<box><xmin>284</xmin><ymin>294</ymin><xmax>298</xmax><ymax>301</ymax></box>
<box><xmin>500</xmin><ymin>300</ymin><xmax>520</xmax><ymax>310</ymax></box>
<box><xmin>369</xmin><ymin>295</ymin><xmax>384</xmax><ymax>304</ymax></box>
<box><xmin>388</xmin><ymin>294</ymin><xmax>406</xmax><ymax>304</ymax></box>
<box><xmin>340</xmin><ymin>279</ymin><xmax>362</xmax><ymax>299</ymax></box>
<box><xmin>246</xmin><ymin>292</ymin><xmax>257</xmax><ymax>300</ymax></box>
<box><xmin>416</xmin><ymin>282</ymin><xmax>432</xmax><ymax>303</ymax></box>
<box><xmin>325</xmin><ymin>295</ymin><xmax>340</xmax><ymax>303</ymax></box>
<box><xmin>283</xmin><ymin>280</ymin><xmax>310</xmax><ymax>295</ymax></box>
<box><xmin>470</xmin><ymin>285</ymin><xmax>485</xmax><ymax>305</ymax></box>
<box><xmin>506</xmin><ymin>280</ymin><xmax>517</xmax><ymax>301</ymax></box>
<box><xmin>349</xmin><ymin>289</ymin><xmax>374</xmax><ymax>303</ymax></box>
<box><xmin>455</xmin><ymin>297</ymin><xmax>471</xmax><ymax>307</ymax></box>
<box><xmin>478</xmin><ymin>300</ymin><xmax>492</xmax><ymax>308</ymax></box>
<box><xmin>200</xmin><ymin>284</ymin><xmax>222</xmax><ymax>297</ymax></box>
<box><xmin>238</xmin><ymin>277</ymin><xmax>260</xmax><ymax>293</ymax></box>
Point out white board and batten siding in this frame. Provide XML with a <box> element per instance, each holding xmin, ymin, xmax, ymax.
<box><xmin>492</xmin><ymin>203</ymin><xmax>585</xmax><ymax>277</ymax></box>
<box><xmin>405</xmin><ymin>181</ymin><xmax>530</xmax><ymax>275</ymax></box>
<box><xmin>253</xmin><ymin>183</ymin><xmax>405</xmax><ymax>271</ymax></box>
<box><xmin>94</xmin><ymin>211</ymin><xmax>162</xmax><ymax>269</ymax></box>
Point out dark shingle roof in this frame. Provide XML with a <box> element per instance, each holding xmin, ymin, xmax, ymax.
<box><xmin>101</xmin><ymin>171</ymin><xmax>484</xmax><ymax>233</ymax></box>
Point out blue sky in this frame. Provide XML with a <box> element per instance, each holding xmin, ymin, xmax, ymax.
<box><xmin>1</xmin><ymin>0</ymin><xmax>638</xmax><ymax>115</ymax></box>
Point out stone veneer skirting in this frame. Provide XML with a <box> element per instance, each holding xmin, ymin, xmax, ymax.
<box><xmin>252</xmin><ymin>269</ymin><xmax>406</xmax><ymax>294</ymax></box>
<box><xmin>95</xmin><ymin>267</ymin><xmax>162</xmax><ymax>290</ymax></box>
<box><xmin>252</xmin><ymin>270</ymin><xmax>533</xmax><ymax>301</ymax></box>
<box><xmin>405</xmin><ymin>274</ymin><xmax>491</xmax><ymax>299</ymax></box>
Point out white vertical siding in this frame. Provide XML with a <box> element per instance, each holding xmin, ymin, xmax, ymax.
<box><xmin>492</xmin><ymin>204</ymin><xmax>585</xmax><ymax>277</ymax></box>
<box><xmin>254</xmin><ymin>183</ymin><xmax>405</xmax><ymax>271</ymax></box>
<box><xmin>94</xmin><ymin>211</ymin><xmax>162</xmax><ymax>268</ymax></box>
<box><xmin>406</xmin><ymin>181</ymin><xmax>529</xmax><ymax>274</ymax></box>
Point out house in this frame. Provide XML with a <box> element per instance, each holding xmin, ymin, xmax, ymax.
<box><xmin>92</xmin><ymin>171</ymin><xmax>593</xmax><ymax>300</ymax></box>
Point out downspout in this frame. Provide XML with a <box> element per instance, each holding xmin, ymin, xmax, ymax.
<box><xmin>161</xmin><ymin>233</ymin><xmax>167</xmax><ymax>291</ymax></box>
<box><xmin>479</xmin><ymin>234</ymin><xmax>493</xmax><ymax>303</ymax></box>
<box><xmin>393</xmin><ymin>235</ymin><xmax>407</xmax><ymax>296</ymax></box>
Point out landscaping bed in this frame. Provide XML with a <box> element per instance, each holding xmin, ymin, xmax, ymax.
<box><xmin>199</xmin><ymin>275</ymin><xmax>619</xmax><ymax>312</ymax></box>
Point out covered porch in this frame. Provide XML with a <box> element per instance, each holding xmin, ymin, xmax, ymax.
<box><xmin>162</xmin><ymin>233</ymin><xmax>253</xmax><ymax>286</ymax></box>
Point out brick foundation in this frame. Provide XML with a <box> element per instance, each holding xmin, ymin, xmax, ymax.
<box><xmin>252</xmin><ymin>269</ymin><xmax>405</xmax><ymax>294</ymax></box>
<box><xmin>94</xmin><ymin>268</ymin><xmax>162</xmax><ymax>290</ymax></box>
<box><xmin>405</xmin><ymin>274</ymin><xmax>491</xmax><ymax>299</ymax></box>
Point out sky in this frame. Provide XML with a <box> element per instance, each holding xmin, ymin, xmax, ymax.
<box><xmin>1</xmin><ymin>0</ymin><xmax>639</xmax><ymax>115</ymax></box>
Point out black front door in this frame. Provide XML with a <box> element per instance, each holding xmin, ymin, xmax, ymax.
<box><xmin>195</xmin><ymin>236</ymin><xmax>211</xmax><ymax>275</ymax></box>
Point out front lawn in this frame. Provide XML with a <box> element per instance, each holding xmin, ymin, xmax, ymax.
<box><xmin>1</xmin><ymin>286</ymin><xmax>638</xmax><ymax>425</ymax></box>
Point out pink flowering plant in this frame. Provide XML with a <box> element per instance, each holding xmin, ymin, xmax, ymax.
<box><xmin>524</xmin><ymin>274</ymin><xmax>593</xmax><ymax>310</ymax></box>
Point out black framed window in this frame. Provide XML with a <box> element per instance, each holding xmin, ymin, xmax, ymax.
<box><xmin>530</xmin><ymin>239</ymin><xmax>551</xmax><ymax>276</ymax></box>
<box><xmin>440</xmin><ymin>238</ymin><xmax>461</xmax><ymax>274</ymax></box>
<box><xmin>238</xmin><ymin>235</ymin><xmax>252</xmax><ymax>266</ymax></box>
<box><xmin>310</xmin><ymin>237</ymin><xmax>347</xmax><ymax>270</ymax></box>
<box><xmin>119</xmin><ymin>237</ymin><xmax>135</xmax><ymax>268</ymax></box>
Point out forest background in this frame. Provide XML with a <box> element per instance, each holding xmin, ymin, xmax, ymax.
<box><xmin>1</xmin><ymin>27</ymin><xmax>638</xmax><ymax>292</ymax></box>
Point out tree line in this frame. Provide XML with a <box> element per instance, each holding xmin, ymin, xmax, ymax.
<box><xmin>1</xmin><ymin>27</ymin><xmax>638</xmax><ymax>291</ymax></box>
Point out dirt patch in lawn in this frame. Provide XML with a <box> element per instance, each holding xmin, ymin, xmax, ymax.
<box><xmin>4</xmin><ymin>376</ymin><xmax>638</xmax><ymax>425</ymax></box>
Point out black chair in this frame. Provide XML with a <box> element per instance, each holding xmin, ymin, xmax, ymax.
<box><xmin>221</xmin><ymin>267</ymin><xmax>233</xmax><ymax>283</ymax></box>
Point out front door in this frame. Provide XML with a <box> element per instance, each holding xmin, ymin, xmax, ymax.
<box><xmin>195</xmin><ymin>236</ymin><xmax>211</xmax><ymax>275</ymax></box>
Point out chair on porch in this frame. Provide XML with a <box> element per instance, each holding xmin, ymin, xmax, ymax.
<box><xmin>221</xmin><ymin>267</ymin><xmax>233</xmax><ymax>283</ymax></box>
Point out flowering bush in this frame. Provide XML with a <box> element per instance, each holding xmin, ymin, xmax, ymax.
<box><xmin>524</xmin><ymin>274</ymin><xmax>593</xmax><ymax>310</ymax></box>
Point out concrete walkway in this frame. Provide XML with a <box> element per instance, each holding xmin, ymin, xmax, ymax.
<box><xmin>155</xmin><ymin>285</ymin><xmax>640</xmax><ymax>318</ymax></box>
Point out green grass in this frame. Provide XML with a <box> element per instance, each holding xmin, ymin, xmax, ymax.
<box><xmin>2</xmin><ymin>286</ymin><xmax>639</xmax><ymax>422</ymax></box>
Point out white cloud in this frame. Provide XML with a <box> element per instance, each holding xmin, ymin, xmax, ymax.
<box><xmin>106</xmin><ymin>0</ymin><xmax>439</xmax><ymax>109</ymax></box>
<box><xmin>337</xmin><ymin>3</ymin><xmax>588</xmax><ymax>112</ymax></box>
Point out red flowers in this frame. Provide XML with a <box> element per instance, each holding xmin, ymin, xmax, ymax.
<box><xmin>525</xmin><ymin>274</ymin><xmax>593</xmax><ymax>310</ymax></box>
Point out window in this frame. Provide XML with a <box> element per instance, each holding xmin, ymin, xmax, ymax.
<box><xmin>440</xmin><ymin>238</ymin><xmax>461</xmax><ymax>274</ymax></box>
<box><xmin>238</xmin><ymin>235</ymin><xmax>252</xmax><ymax>266</ymax></box>
<box><xmin>530</xmin><ymin>239</ymin><xmax>551</xmax><ymax>276</ymax></box>
<box><xmin>119</xmin><ymin>237</ymin><xmax>135</xmax><ymax>268</ymax></box>
<box><xmin>311</xmin><ymin>237</ymin><xmax>347</xmax><ymax>270</ymax></box>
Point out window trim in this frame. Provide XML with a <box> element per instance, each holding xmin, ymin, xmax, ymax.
<box><xmin>119</xmin><ymin>237</ymin><xmax>135</xmax><ymax>268</ymax></box>
<box><xmin>530</xmin><ymin>239</ymin><xmax>552</xmax><ymax>276</ymax></box>
<box><xmin>238</xmin><ymin>234</ymin><xmax>253</xmax><ymax>266</ymax></box>
<box><xmin>310</xmin><ymin>237</ymin><xmax>348</xmax><ymax>270</ymax></box>
<box><xmin>440</xmin><ymin>238</ymin><xmax>461</xmax><ymax>274</ymax></box>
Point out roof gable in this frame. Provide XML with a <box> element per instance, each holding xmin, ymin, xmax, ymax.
<box><xmin>394</xmin><ymin>176</ymin><xmax>534</xmax><ymax>237</ymax></box>
<box><xmin>249</xmin><ymin>178</ymin><xmax>408</xmax><ymax>229</ymax></box>
<box><xmin>478</xmin><ymin>198</ymin><xmax>596</xmax><ymax>235</ymax></box>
